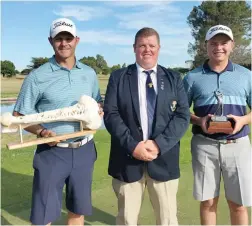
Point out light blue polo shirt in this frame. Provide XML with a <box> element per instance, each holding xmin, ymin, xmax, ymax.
<box><xmin>183</xmin><ymin>60</ymin><xmax>251</xmax><ymax>140</ymax></box>
<box><xmin>14</xmin><ymin>56</ymin><xmax>102</xmax><ymax>139</ymax></box>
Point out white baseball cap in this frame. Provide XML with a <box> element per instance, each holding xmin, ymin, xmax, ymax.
<box><xmin>205</xmin><ymin>25</ymin><xmax>233</xmax><ymax>41</ymax></box>
<box><xmin>50</xmin><ymin>18</ymin><xmax>77</xmax><ymax>38</ymax></box>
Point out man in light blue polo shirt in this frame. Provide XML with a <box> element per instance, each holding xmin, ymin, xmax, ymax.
<box><xmin>183</xmin><ymin>25</ymin><xmax>251</xmax><ymax>225</ymax></box>
<box><xmin>13</xmin><ymin>18</ymin><xmax>103</xmax><ymax>225</ymax></box>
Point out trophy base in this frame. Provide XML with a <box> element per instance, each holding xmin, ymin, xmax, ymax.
<box><xmin>207</xmin><ymin>116</ymin><xmax>234</xmax><ymax>134</ymax></box>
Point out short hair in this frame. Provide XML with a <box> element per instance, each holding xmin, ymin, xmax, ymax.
<box><xmin>134</xmin><ymin>27</ymin><xmax>160</xmax><ymax>45</ymax></box>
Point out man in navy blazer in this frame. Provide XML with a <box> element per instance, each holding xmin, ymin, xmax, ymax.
<box><xmin>104</xmin><ymin>27</ymin><xmax>190</xmax><ymax>225</ymax></box>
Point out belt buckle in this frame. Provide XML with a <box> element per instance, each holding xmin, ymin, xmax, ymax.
<box><xmin>68</xmin><ymin>142</ymin><xmax>81</xmax><ymax>149</ymax></box>
<box><xmin>219</xmin><ymin>140</ymin><xmax>227</xmax><ymax>144</ymax></box>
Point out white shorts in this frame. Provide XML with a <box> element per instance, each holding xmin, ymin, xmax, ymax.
<box><xmin>191</xmin><ymin>134</ymin><xmax>252</xmax><ymax>206</ymax></box>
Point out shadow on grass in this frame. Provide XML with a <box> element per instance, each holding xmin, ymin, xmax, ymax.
<box><xmin>1</xmin><ymin>168</ymin><xmax>114</xmax><ymax>225</ymax></box>
<box><xmin>86</xmin><ymin>208</ymin><xmax>115</xmax><ymax>225</ymax></box>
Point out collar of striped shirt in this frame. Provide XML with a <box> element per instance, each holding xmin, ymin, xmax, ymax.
<box><xmin>49</xmin><ymin>55</ymin><xmax>83</xmax><ymax>71</ymax></box>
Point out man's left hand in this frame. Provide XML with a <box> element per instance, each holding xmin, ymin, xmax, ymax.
<box><xmin>145</xmin><ymin>140</ymin><xmax>160</xmax><ymax>158</ymax></box>
<box><xmin>227</xmin><ymin>114</ymin><xmax>246</xmax><ymax>134</ymax></box>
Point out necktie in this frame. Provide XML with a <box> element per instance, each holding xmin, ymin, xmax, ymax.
<box><xmin>143</xmin><ymin>70</ymin><xmax>156</xmax><ymax>138</ymax></box>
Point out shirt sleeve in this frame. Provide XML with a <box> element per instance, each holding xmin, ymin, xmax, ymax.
<box><xmin>13</xmin><ymin>71</ymin><xmax>41</xmax><ymax>115</ymax></box>
<box><xmin>183</xmin><ymin>73</ymin><xmax>193</xmax><ymax>108</ymax></box>
<box><xmin>92</xmin><ymin>71</ymin><xmax>103</xmax><ymax>103</ymax></box>
<box><xmin>246</xmin><ymin>72</ymin><xmax>252</xmax><ymax>109</ymax></box>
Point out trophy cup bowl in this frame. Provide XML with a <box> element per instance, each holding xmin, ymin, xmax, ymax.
<box><xmin>207</xmin><ymin>115</ymin><xmax>234</xmax><ymax>134</ymax></box>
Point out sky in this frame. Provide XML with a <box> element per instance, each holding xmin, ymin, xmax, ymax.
<box><xmin>1</xmin><ymin>1</ymin><xmax>203</xmax><ymax>71</ymax></box>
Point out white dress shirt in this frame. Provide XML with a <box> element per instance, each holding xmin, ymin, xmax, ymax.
<box><xmin>136</xmin><ymin>63</ymin><xmax>158</xmax><ymax>141</ymax></box>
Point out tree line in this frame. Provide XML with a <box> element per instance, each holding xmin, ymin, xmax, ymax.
<box><xmin>187</xmin><ymin>1</ymin><xmax>251</xmax><ymax>67</ymax></box>
<box><xmin>1</xmin><ymin>1</ymin><xmax>251</xmax><ymax>78</ymax></box>
<box><xmin>1</xmin><ymin>55</ymin><xmax>127</xmax><ymax>77</ymax></box>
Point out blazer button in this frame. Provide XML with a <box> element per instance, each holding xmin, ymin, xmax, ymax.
<box><xmin>138</xmin><ymin>127</ymin><xmax>142</xmax><ymax>131</ymax></box>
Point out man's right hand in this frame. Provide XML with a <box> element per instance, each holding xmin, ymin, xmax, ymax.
<box><xmin>199</xmin><ymin>114</ymin><xmax>214</xmax><ymax>134</ymax></box>
<box><xmin>39</xmin><ymin>129</ymin><xmax>60</xmax><ymax>146</ymax></box>
<box><xmin>132</xmin><ymin>141</ymin><xmax>157</xmax><ymax>161</ymax></box>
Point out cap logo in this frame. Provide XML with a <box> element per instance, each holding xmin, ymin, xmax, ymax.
<box><xmin>53</xmin><ymin>21</ymin><xmax>73</xmax><ymax>30</ymax></box>
<box><xmin>209</xmin><ymin>26</ymin><xmax>230</xmax><ymax>35</ymax></box>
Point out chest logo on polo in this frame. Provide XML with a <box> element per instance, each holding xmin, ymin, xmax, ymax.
<box><xmin>171</xmin><ymin>100</ymin><xmax>177</xmax><ymax>112</ymax></box>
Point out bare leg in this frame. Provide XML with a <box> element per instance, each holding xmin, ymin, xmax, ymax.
<box><xmin>227</xmin><ymin>200</ymin><xmax>248</xmax><ymax>225</ymax></box>
<box><xmin>200</xmin><ymin>197</ymin><xmax>219</xmax><ymax>225</ymax></box>
<box><xmin>67</xmin><ymin>211</ymin><xmax>84</xmax><ymax>225</ymax></box>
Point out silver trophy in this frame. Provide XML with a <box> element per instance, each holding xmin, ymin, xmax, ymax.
<box><xmin>211</xmin><ymin>91</ymin><xmax>227</xmax><ymax>121</ymax></box>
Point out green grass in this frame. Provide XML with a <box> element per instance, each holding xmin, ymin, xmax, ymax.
<box><xmin>98</xmin><ymin>79</ymin><xmax>109</xmax><ymax>96</ymax></box>
<box><xmin>2</xmin><ymin>129</ymin><xmax>250</xmax><ymax>225</ymax></box>
<box><xmin>1</xmin><ymin>93</ymin><xmax>20</xmax><ymax>98</ymax></box>
<box><xmin>1</xmin><ymin>77</ymin><xmax>23</xmax><ymax>98</ymax></box>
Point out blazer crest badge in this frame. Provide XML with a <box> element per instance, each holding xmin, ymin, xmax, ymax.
<box><xmin>171</xmin><ymin>100</ymin><xmax>177</xmax><ymax>112</ymax></box>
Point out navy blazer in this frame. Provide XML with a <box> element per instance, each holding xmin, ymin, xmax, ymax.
<box><xmin>104</xmin><ymin>64</ymin><xmax>190</xmax><ymax>183</ymax></box>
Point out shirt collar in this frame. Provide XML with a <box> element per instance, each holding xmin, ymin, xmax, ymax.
<box><xmin>49</xmin><ymin>55</ymin><xmax>82</xmax><ymax>72</ymax></box>
<box><xmin>75</xmin><ymin>60</ymin><xmax>82</xmax><ymax>69</ymax></box>
<box><xmin>136</xmin><ymin>62</ymin><xmax>157</xmax><ymax>75</ymax></box>
<box><xmin>202</xmin><ymin>59</ymin><xmax>234</xmax><ymax>74</ymax></box>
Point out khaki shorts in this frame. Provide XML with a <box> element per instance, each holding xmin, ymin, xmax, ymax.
<box><xmin>191</xmin><ymin>134</ymin><xmax>252</xmax><ymax>206</ymax></box>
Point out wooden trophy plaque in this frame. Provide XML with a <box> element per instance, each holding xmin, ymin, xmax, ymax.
<box><xmin>207</xmin><ymin>116</ymin><xmax>234</xmax><ymax>134</ymax></box>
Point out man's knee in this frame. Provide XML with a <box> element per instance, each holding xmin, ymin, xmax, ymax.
<box><xmin>68</xmin><ymin>211</ymin><xmax>84</xmax><ymax>218</ymax></box>
<box><xmin>67</xmin><ymin>211</ymin><xmax>84</xmax><ymax>225</ymax></box>
<box><xmin>200</xmin><ymin>197</ymin><xmax>219</xmax><ymax>210</ymax></box>
<box><xmin>227</xmin><ymin>200</ymin><xmax>247</xmax><ymax>213</ymax></box>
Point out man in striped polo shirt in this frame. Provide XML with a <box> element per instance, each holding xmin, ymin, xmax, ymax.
<box><xmin>183</xmin><ymin>25</ymin><xmax>251</xmax><ymax>225</ymax></box>
<box><xmin>13</xmin><ymin>18</ymin><xmax>103</xmax><ymax>225</ymax></box>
